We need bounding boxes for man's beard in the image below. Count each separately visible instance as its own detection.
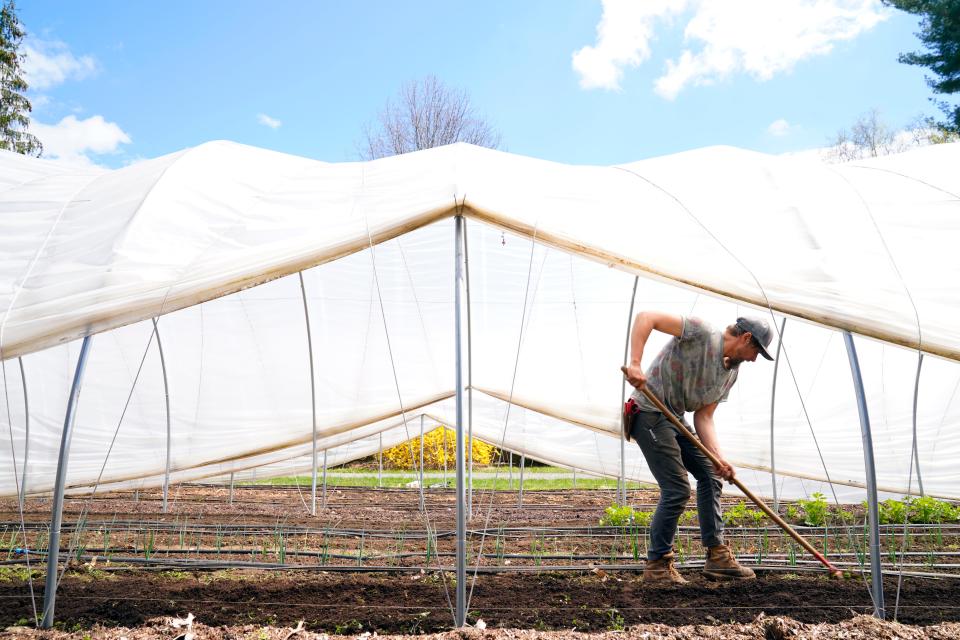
[724,357,744,369]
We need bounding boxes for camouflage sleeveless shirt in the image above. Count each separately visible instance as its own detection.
[632,317,738,417]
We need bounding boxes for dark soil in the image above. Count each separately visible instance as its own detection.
[2,484,959,636]
[1,569,957,633]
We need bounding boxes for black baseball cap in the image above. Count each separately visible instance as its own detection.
[736,317,774,361]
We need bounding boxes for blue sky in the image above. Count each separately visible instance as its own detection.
[19,0,935,168]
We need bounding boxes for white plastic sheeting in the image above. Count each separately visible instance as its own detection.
[1,142,959,501]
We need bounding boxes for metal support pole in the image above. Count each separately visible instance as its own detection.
[843,331,885,619]
[769,317,786,511]
[620,276,639,506]
[18,357,29,510]
[912,354,924,496]
[443,425,448,485]
[463,218,474,520]
[42,335,93,629]
[419,415,425,510]
[454,214,467,627]
[152,319,172,514]
[298,273,319,516]
[572,467,577,489]
[517,453,526,506]
[229,472,234,504]
[378,432,383,489]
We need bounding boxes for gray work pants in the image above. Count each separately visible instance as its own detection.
[630,410,725,560]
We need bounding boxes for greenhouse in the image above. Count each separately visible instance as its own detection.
[1,141,959,631]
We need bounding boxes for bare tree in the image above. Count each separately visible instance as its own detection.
[360,76,501,160]
[824,109,912,162]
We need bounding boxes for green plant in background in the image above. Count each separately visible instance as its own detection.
[633,510,653,527]
[878,498,906,524]
[494,526,505,565]
[679,510,696,525]
[277,533,287,565]
[531,534,546,566]
[630,525,642,561]
[909,496,959,523]
[425,528,437,564]
[878,495,960,525]
[798,492,828,526]
[785,504,799,522]
[606,608,625,632]
[599,503,635,526]
[675,538,686,564]
[142,529,155,561]
[320,530,330,564]
[723,501,764,526]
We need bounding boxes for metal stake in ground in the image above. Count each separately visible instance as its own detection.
[636,384,844,580]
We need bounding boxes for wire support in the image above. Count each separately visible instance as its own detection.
[465,220,543,613]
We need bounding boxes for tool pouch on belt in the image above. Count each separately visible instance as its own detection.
[623,397,640,441]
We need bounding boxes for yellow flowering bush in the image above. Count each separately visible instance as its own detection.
[383,426,498,469]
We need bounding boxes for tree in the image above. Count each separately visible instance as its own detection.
[825,109,915,161]
[0,0,40,157]
[0,0,39,156]
[884,1,960,133]
[360,75,501,160]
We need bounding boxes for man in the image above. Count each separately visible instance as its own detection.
[620,312,773,584]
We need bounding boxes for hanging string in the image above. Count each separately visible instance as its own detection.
[466,218,541,613]
[360,176,456,624]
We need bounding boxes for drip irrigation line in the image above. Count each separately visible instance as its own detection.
[18,545,960,570]
[6,590,949,611]
[5,552,960,581]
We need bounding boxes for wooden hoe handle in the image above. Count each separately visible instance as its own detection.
[638,386,844,578]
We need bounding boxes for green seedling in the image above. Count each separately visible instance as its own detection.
[599,503,635,527]
[798,492,828,527]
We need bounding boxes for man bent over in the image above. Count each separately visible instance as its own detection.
[621,312,773,584]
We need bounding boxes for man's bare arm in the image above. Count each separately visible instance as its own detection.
[692,401,736,481]
[621,312,683,389]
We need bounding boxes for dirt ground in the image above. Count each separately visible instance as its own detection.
[2,484,959,637]
[2,566,959,633]
[3,619,960,640]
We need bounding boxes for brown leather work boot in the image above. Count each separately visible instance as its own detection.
[642,551,688,585]
[704,544,756,580]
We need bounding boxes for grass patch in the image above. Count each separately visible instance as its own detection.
[247,475,648,491]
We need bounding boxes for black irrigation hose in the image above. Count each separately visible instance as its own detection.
[4,553,960,581]
[12,548,960,575]
[5,520,960,537]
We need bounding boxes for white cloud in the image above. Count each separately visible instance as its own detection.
[22,39,98,91]
[31,115,131,167]
[572,0,690,90]
[257,113,282,129]
[767,118,793,137]
[574,0,889,98]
